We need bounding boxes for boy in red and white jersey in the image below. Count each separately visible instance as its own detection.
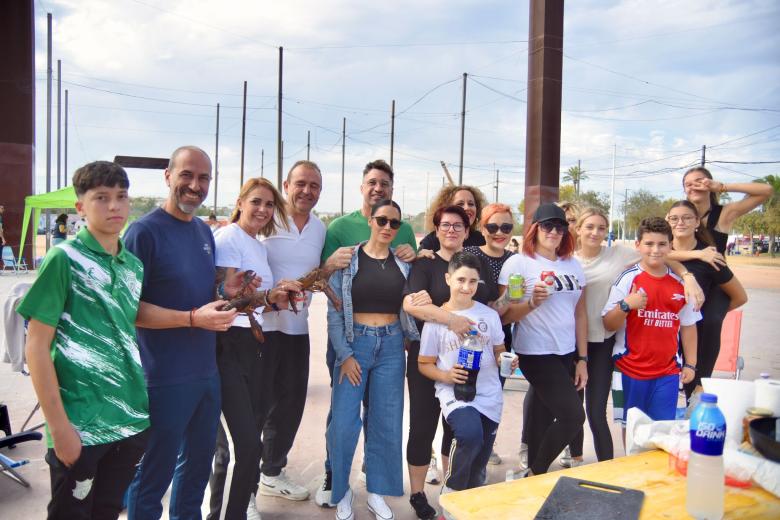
[602,217,700,431]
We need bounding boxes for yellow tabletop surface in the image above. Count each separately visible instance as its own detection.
[439,450,780,519]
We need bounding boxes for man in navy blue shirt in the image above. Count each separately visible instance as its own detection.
[124,146,248,520]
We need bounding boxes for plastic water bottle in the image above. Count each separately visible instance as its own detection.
[686,392,726,520]
[454,330,482,402]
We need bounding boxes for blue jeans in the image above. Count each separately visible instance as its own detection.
[444,407,498,491]
[127,375,221,520]
[327,322,405,504]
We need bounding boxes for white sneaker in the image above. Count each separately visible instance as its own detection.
[518,442,528,469]
[425,456,441,485]
[315,471,333,508]
[260,470,310,501]
[367,492,395,520]
[336,488,354,520]
[559,446,582,468]
[488,449,502,465]
[246,493,262,520]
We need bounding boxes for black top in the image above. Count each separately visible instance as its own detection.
[404,252,498,333]
[464,246,514,283]
[681,240,734,297]
[52,224,67,240]
[351,247,406,314]
[705,204,729,254]
[419,229,486,251]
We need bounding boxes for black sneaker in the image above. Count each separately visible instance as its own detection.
[409,491,437,520]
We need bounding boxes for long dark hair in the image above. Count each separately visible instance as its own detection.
[683,167,719,210]
[668,200,714,247]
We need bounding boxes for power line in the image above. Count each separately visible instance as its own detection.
[287,39,527,51]
[708,159,780,164]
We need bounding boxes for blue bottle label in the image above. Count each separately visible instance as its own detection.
[690,406,726,456]
[457,348,482,370]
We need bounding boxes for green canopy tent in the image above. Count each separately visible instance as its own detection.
[18,186,77,263]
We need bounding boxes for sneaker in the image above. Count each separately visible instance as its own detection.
[246,493,262,520]
[336,488,354,520]
[367,492,394,520]
[488,449,502,465]
[359,461,367,484]
[440,485,455,495]
[409,491,437,520]
[559,446,572,468]
[505,467,531,481]
[315,471,333,508]
[424,456,441,485]
[260,470,310,501]
[518,442,528,469]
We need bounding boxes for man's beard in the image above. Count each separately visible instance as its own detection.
[175,187,205,214]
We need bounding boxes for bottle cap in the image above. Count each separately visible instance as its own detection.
[700,393,717,403]
[468,329,478,335]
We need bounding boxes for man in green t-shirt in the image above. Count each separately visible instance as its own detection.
[17,161,150,519]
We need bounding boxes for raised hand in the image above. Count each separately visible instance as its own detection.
[624,284,648,311]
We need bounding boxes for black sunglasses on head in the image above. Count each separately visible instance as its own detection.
[484,223,514,234]
[373,216,402,229]
[539,220,567,234]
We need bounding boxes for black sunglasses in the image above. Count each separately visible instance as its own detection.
[539,221,567,234]
[484,223,514,234]
[373,216,402,230]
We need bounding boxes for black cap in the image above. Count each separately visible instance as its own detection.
[532,203,567,224]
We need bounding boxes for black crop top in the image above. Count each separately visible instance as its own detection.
[705,204,729,254]
[351,247,406,313]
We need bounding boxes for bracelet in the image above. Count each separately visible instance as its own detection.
[683,363,697,371]
[189,308,196,328]
[263,289,271,308]
[719,183,727,194]
[216,281,226,299]
[681,271,693,277]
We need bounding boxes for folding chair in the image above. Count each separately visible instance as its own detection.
[0,403,43,487]
[713,310,745,380]
[2,246,29,274]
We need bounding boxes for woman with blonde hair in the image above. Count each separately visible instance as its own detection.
[419,185,488,251]
[209,177,303,519]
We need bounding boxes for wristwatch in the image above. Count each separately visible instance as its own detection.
[575,354,589,363]
[618,299,631,313]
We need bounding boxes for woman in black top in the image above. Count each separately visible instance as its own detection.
[52,213,68,245]
[667,200,747,400]
[419,185,488,251]
[402,205,498,519]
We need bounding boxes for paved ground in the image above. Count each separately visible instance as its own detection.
[1,264,778,519]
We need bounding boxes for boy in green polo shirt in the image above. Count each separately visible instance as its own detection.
[17,161,149,519]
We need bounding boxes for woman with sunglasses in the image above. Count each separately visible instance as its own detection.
[402,205,499,519]
[667,201,747,402]
[326,199,419,520]
[419,185,488,251]
[498,203,587,477]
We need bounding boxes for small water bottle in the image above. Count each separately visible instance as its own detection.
[454,330,482,402]
[686,392,726,520]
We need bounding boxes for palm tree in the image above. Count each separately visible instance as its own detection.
[563,164,588,197]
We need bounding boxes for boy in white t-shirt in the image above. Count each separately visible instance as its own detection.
[418,252,512,493]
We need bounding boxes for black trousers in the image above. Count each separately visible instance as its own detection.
[684,287,730,400]
[585,337,615,461]
[519,352,585,475]
[46,429,148,520]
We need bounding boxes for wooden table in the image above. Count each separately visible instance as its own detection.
[439,450,780,519]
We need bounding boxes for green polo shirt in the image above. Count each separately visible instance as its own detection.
[17,227,149,447]
[321,209,418,262]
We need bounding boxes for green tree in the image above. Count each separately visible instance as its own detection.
[579,190,610,215]
[734,210,766,255]
[758,174,780,256]
[563,164,588,196]
[623,189,664,231]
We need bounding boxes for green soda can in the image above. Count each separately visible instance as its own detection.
[508,273,525,300]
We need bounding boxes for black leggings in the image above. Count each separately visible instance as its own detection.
[407,341,454,465]
[684,287,730,399]
[585,337,615,461]
[519,352,585,475]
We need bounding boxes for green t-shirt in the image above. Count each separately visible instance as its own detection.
[17,228,150,447]
[321,209,418,262]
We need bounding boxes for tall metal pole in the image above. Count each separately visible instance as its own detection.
[64,89,68,185]
[240,81,247,187]
[608,143,616,245]
[701,144,706,167]
[261,149,264,178]
[56,59,61,189]
[458,73,467,185]
[214,103,220,214]
[46,12,52,250]
[306,130,310,160]
[623,188,628,241]
[495,167,500,203]
[341,117,346,215]
[277,46,284,190]
[576,158,581,196]
[390,99,396,168]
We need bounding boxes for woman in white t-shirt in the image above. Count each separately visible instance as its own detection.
[498,203,588,476]
[210,177,302,519]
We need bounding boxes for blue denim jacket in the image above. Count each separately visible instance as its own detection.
[327,242,420,366]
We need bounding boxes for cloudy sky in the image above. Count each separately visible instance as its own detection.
[32,0,780,216]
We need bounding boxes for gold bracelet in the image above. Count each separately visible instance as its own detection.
[720,183,727,194]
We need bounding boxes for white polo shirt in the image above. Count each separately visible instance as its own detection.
[260,213,326,335]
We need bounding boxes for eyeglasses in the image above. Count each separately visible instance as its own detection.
[372,216,402,229]
[438,222,466,232]
[666,215,696,224]
[484,223,514,234]
[539,221,567,234]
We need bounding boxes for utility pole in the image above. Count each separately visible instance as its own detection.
[214,103,220,214]
[390,99,396,168]
[306,130,310,160]
[623,188,628,241]
[261,148,264,178]
[458,72,467,185]
[576,158,581,196]
[701,144,706,167]
[608,143,616,245]
[341,117,346,215]
[240,81,247,187]
[425,172,430,218]
[277,46,284,190]
[57,59,61,189]
[495,167,500,203]
[46,12,52,250]
[64,89,68,185]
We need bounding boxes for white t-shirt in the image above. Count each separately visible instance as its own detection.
[419,301,505,423]
[498,253,586,355]
[575,244,639,343]
[260,214,326,335]
[214,223,273,328]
